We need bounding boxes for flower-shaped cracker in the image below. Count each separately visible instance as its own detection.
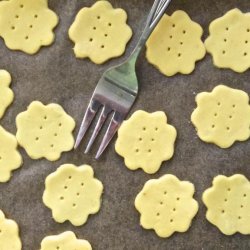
[191,85,250,148]
[203,174,250,235]
[146,11,205,76]
[0,70,13,120]
[0,126,22,182]
[0,0,58,54]
[40,231,92,250]
[205,9,250,72]
[135,174,198,238]
[0,210,22,250]
[16,101,75,161]
[115,110,177,174]
[43,164,103,226]
[69,0,132,64]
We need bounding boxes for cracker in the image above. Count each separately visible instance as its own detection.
[146,11,205,76]
[16,101,75,161]
[135,174,198,238]
[0,126,22,182]
[0,210,22,250]
[0,0,58,54]
[191,85,250,148]
[115,110,177,174]
[43,164,103,226]
[203,174,250,235]
[0,70,13,119]
[40,231,92,250]
[205,9,250,73]
[69,0,132,64]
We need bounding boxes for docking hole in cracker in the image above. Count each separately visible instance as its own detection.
[16,101,75,161]
[0,126,22,182]
[43,164,103,226]
[205,9,250,73]
[203,174,250,235]
[0,210,22,250]
[0,70,13,120]
[40,231,92,250]
[146,10,205,76]
[135,174,198,238]
[115,110,177,174]
[0,0,58,54]
[69,0,132,64]
[191,85,250,148]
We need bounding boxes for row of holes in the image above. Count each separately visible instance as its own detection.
[92,23,112,30]
[167,42,184,51]
[89,33,108,42]
[11,24,33,30]
[142,127,158,131]
[135,149,152,153]
[211,125,230,131]
[225,27,250,33]
[138,137,155,142]
[217,102,236,108]
[223,38,248,44]
[222,50,248,56]
[64,182,84,189]
[15,14,38,19]
[39,123,62,130]
[213,113,233,119]
[156,213,174,222]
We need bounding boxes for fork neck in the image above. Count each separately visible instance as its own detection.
[127,0,172,65]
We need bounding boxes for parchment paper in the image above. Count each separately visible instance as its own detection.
[1,0,250,249]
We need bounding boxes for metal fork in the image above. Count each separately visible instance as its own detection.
[74,0,172,159]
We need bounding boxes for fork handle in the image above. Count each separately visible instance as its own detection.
[129,0,172,62]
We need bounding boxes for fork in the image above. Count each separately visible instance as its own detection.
[74,0,172,159]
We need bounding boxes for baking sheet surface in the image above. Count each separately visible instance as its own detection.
[1,0,250,249]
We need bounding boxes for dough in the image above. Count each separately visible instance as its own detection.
[135,174,198,238]
[69,0,132,64]
[146,10,205,76]
[0,210,22,250]
[0,125,22,182]
[16,101,75,161]
[191,85,250,148]
[0,70,13,120]
[203,174,250,235]
[205,9,250,72]
[43,164,103,226]
[0,0,58,54]
[115,110,177,174]
[40,231,92,250]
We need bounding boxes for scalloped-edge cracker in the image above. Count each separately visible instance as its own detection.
[135,174,198,238]
[43,164,103,226]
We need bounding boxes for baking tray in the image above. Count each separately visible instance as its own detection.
[1,0,250,249]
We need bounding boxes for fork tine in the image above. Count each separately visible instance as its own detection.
[84,105,111,153]
[95,112,124,159]
[74,100,100,149]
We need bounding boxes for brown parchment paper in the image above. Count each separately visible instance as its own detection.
[1,0,250,249]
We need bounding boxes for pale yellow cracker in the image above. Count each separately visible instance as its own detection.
[0,210,22,250]
[0,70,13,119]
[16,101,75,161]
[0,126,22,182]
[115,110,177,174]
[203,174,250,235]
[43,164,103,226]
[69,0,132,64]
[146,11,205,76]
[135,174,198,238]
[205,9,250,72]
[0,0,58,54]
[191,85,250,148]
[40,231,92,250]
